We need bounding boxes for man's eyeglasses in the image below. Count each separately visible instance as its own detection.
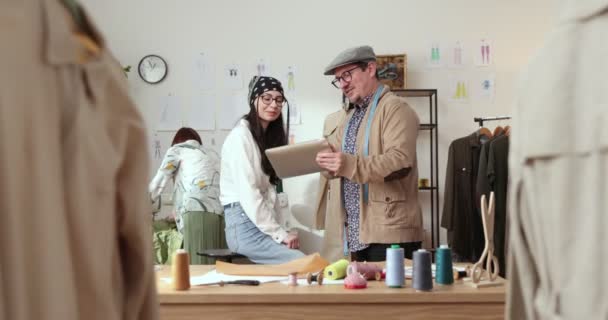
[259,94,285,106]
[331,65,361,88]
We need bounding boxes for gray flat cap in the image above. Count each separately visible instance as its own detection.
[324,45,377,75]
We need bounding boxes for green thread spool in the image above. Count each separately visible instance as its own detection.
[324,259,349,280]
[435,245,454,285]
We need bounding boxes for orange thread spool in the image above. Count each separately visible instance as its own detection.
[172,249,190,290]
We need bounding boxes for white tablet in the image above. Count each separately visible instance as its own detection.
[265,139,330,178]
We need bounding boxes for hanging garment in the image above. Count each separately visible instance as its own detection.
[485,134,510,278]
[477,132,505,198]
[441,133,482,261]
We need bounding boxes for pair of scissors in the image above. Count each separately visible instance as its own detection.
[196,280,260,287]
[472,192,499,283]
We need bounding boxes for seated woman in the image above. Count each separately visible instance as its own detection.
[149,128,226,264]
[220,76,305,264]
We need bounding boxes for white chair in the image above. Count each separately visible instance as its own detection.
[290,204,323,255]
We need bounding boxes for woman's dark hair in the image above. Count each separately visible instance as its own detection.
[243,97,289,186]
[171,127,202,146]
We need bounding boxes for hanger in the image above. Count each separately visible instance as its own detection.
[504,125,511,136]
[477,127,493,140]
[492,125,504,137]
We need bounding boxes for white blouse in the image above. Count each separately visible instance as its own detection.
[220,120,288,243]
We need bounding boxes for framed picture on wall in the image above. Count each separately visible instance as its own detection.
[376,54,407,89]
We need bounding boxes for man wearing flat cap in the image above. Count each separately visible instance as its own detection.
[316,45,423,262]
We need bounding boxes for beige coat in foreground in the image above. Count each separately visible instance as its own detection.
[0,0,159,319]
[507,1,608,318]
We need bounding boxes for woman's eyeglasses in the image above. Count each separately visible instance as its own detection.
[259,94,285,106]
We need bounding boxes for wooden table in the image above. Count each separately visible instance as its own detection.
[156,265,506,320]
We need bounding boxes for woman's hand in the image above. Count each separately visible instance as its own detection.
[282,231,300,249]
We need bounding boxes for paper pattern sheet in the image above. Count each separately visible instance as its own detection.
[161,269,288,286]
[216,253,329,276]
[157,95,182,131]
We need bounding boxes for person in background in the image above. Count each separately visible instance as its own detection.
[220,76,305,264]
[316,45,423,262]
[0,0,158,319]
[149,127,226,264]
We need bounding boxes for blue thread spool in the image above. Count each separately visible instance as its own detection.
[385,244,405,288]
[435,245,454,285]
[413,249,433,291]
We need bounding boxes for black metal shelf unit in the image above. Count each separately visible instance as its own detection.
[394,89,440,248]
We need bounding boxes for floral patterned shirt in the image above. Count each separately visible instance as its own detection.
[149,140,222,231]
[343,94,373,252]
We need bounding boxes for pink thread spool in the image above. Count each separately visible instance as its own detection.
[287,273,298,286]
[344,272,368,289]
[347,262,382,281]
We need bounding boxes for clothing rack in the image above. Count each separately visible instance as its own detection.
[473,116,511,128]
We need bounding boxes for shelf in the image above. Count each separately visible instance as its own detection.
[418,186,438,190]
[393,89,437,98]
[419,123,436,130]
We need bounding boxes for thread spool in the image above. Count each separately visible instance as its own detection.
[344,272,368,289]
[287,273,298,286]
[386,244,405,288]
[418,178,430,188]
[347,262,382,281]
[306,271,324,285]
[435,245,454,285]
[324,259,349,280]
[453,270,468,280]
[413,249,433,291]
[171,249,190,290]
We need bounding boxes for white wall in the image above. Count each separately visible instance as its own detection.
[81,0,555,250]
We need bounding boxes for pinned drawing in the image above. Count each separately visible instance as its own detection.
[477,73,496,101]
[449,41,465,68]
[288,97,301,125]
[428,42,443,68]
[286,66,296,91]
[194,52,215,90]
[449,75,469,103]
[257,59,266,76]
[475,39,492,66]
[158,94,182,130]
[224,64,243,90]
[187,94,216,130]
[218,92,248,130]
[153,132,162,160]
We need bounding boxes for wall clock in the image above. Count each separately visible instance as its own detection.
[138,54,168,84]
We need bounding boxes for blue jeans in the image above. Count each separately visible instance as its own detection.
[223,202,305,264]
